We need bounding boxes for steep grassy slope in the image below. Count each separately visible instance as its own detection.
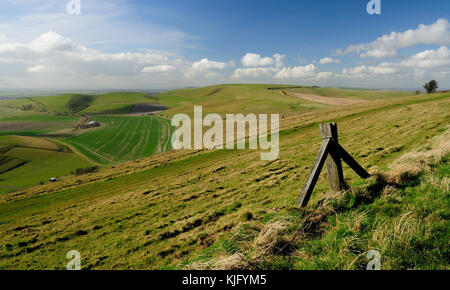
[0,91,448,269]
[81,92,160,114]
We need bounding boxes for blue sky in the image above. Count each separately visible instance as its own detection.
[0,0,449,90]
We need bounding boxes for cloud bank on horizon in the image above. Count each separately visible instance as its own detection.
[0,0,449,90]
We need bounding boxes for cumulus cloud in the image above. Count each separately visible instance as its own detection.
[338,19,450,58]
[232,67,278,79]
[360,48,397,59]
[316,72,334,79]
[341,64,397,77]
[141,64,176,73]
[241,53,274,67]
[0,30,181,77]
[318,57,340,64]
[192,58,227,70]
[274,64,317,79]
[399,46,450,68]
[273,53,286,68]
[341,46,450,79]
[28,31,87,53]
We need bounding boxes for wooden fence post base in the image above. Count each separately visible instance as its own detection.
[320,123,347,192]
[297,123,370,207]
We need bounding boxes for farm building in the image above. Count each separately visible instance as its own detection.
[87,121,100,127]
[73,116,100,129]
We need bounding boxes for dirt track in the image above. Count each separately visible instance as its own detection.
[289,92,369,106]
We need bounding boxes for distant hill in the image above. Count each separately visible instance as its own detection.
[0,92,163,115]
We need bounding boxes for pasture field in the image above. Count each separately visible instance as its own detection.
[156,84,412,118]
[282,86,411,100]
[63,116,173,165]
[157,84,329,118]
[0,88,448,269]
[0,135,92,194]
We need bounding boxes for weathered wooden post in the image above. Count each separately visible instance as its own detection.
[297,123,370,207]
[320,123,346,192]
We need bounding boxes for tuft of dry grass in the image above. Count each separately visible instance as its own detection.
[254,222,286,253]
[387,128,450,183]
[211,254,249,270]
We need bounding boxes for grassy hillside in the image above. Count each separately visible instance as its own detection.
[0,135,92,193]
[282,87,410,100]
[0,90,448,269]
[0,92,160,115]
[156,84,412,118]
[157,84,329,118]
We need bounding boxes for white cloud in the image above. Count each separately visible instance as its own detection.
[274,64,317,79]
[341,64,397,77]
[341,46,450,78]
[339,19,450,58]
[28,31,87,53]
[27,65,46,73]
[273,53,286,68]
[141,64,176,73]
[232,67,278,79]
[0,30,190,88]
[318,57,340,64]
[316,72,334,79]
[360,48,397,59]
[192,58,226,70]
[400,46,450,68]
[241,53,274,67]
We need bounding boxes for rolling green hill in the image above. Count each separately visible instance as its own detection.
[0,87,448,269]
[157,84,328,118]
[156,84,411,118]
[282,86,410,100]
[0,92,161,115]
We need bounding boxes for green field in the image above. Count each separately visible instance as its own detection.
[63,116,172,165]
[0,135,92,193]
[0,86,448,269]
[157,84,327,118]
[282,86,410,100]
[0,92,175,191]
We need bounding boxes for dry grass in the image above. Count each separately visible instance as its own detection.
[387,127,450,183]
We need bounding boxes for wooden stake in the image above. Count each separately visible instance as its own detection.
[337,144,370,178]
[297,138,332,207]
[297,123,370,207]
[320,123,346,192]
